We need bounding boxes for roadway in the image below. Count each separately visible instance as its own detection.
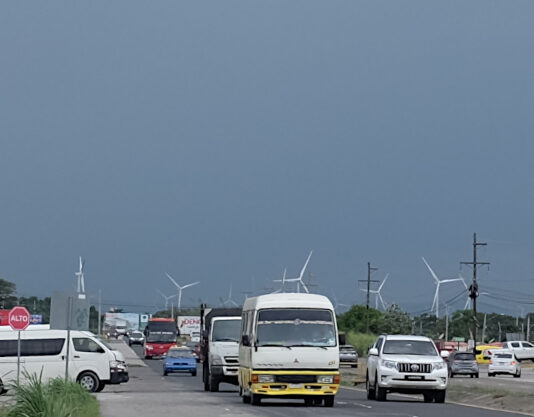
[96,341,532,417]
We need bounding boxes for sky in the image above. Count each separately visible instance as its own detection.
[1,1,534,316]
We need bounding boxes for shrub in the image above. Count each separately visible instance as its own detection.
[346,331,377,357]
[5,372,99,417]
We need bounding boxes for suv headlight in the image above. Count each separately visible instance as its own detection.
[433,362,446,371]
[210,353,223,365]
[258,374,275,383]
[317,375,334,384]
[380,360,397,369]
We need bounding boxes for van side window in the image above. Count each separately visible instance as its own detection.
[0,339,65,357]
[247,311,254,338]
[73,338,105,353]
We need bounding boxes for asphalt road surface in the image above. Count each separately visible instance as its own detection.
[97,343,531,417]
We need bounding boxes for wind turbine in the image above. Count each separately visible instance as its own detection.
[222,284,239,307]
[332,293,349,313]
[422,257,463,318]
[361,274,389,310]
[165,272,200,311]
[272,268,288,293]
[156,289,177,309]
[283,251,313,293]
[75,256,85,294]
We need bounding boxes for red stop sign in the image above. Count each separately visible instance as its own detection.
[8,306,30,331]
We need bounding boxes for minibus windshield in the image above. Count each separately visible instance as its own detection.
[256,309,336,348]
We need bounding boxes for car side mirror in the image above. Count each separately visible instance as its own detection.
[338,334,346,346]
[368,348,378,356]
[241,335,250,346]
[440,350,449,359]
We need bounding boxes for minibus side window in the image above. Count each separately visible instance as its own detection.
[0,339,65,357]
[73,338,105,353]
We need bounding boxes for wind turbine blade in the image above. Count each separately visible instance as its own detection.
[460,277,469,289]
[379,273,389,291]
[441,278,463,284]
[165,272,181,289]
[156,289,166,298]
[422,257,440,283]
[182,281,200,290]
[300,280,310,294]
[283,268,287,284]
[299,251,313,279]
[464,297,470,310]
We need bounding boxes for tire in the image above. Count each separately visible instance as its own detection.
[209,375,219,392]
[304,398,314,406]
[376,386,387,401]
[163,370,168,376]
[145,355,152,360]
[95,382,106,392]
[129,341,132,346]
[242,393,251,404]
[423,393,434,403]
[434,390,446,403]
[192,371,197,377]
[314,398,323,405]
[488,372,494,377]
[324,396,335,407]
[366,373,376,400]
[77,371,100,393]
[251,393,262,406]
[470,374,474,378]
[475,373,479,378]
[514,370,521,378]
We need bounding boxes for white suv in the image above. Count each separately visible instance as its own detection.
[366,335,449,403]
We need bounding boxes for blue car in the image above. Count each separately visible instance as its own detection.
[163,347,197,376]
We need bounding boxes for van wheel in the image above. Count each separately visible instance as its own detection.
[251,393,262,406]
[209,375,219,392]
[78,372,100,393]
[324,396,335,407]
[95,382,106,392]
[191,370,197,377]
[514,370,521,378]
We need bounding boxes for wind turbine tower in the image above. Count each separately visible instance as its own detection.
[165,272,200,311]
[361,274,389,310]
[75,256,86,294]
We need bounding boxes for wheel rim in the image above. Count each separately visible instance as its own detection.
[80,375,96,391]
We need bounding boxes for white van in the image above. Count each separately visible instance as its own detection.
[0,329,128,393]
[238,293,340,407]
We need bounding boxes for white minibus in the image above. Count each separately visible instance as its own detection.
[0,329,128,393]
[238,293,340,407]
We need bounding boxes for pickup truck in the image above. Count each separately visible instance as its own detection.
[501,341,534,362]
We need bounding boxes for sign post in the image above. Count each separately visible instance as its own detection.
[8,306,31,384]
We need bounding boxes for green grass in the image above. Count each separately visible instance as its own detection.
[1,372,99,417]
[345,331,377,357]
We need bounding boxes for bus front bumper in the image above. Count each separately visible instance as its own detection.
[250,371,339,397]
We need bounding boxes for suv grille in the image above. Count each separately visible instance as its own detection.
[275,375,317,383]
[397,363,432,373]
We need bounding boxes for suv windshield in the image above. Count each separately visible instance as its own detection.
[383,340,437,356]
[256,309,336,348]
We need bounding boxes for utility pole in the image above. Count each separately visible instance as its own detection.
[481,313,487,344]
[97,289,102,337]
[527,314,531,342]
[445,306,449,341]
[460,233,489,352]
[358,262,379,333]
[498,321,502,342]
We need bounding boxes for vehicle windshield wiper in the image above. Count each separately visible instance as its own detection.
[289,344,327,350]
[259,343,292,349]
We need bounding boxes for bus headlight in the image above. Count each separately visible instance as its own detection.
[258,375,275,383]
[317,375,334,384]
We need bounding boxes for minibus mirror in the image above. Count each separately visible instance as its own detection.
[338,334,346,346]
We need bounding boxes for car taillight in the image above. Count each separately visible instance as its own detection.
[511,361,516,365]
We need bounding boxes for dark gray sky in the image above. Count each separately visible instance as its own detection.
[1,1,533,315]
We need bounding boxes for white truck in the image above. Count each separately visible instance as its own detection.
[501,341,534,362]
[238,293,340,407]
[200,306,242,392]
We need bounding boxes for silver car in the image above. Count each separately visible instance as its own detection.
[128,331,145,346]
[488,350,521,377]
[339,344,358,368]
[447,351,478,378]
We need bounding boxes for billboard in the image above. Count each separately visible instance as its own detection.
[177,316,200,336]
[30,314,43,324]
[104,313,140,331]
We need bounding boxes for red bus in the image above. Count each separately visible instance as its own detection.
[143,318,177,359]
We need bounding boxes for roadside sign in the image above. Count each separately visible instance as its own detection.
[8,306,30,384]
[9,306,30,331]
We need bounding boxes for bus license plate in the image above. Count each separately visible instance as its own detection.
[289,384,302,389]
